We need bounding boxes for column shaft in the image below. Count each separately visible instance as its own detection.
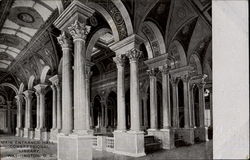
[189,86,195,128]
[56,84,62,130]
[113,55,126,131]
[172,81,179,128]
[183,77,190,128]
[198,83,206,127]
[40,92,45,129]
[51,85,57,129]
[210,91,213,126]
[162,68,171,128]
[24,91,33,129]
[127,49,141,132]
[57,32,73,135]
[148,69,157,130]
[35,92,40,129]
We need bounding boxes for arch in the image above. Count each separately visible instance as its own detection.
[40,65,51,83]
[0,83,18,95]
[189,54,202,75]
[87,2,120,42]
[168,40,187,68]
[18,83,25,94]
[139,21,166,59]
[28,75,35,90]
[86,28,111,60]
[87,0,133,42]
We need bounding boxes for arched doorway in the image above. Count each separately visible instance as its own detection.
[178,79,184,128]
[106,91,117,132]
[193,85,200,127]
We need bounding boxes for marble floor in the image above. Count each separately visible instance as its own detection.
[0,134,212,160]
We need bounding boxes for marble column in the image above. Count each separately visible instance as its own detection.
[142,96,148,129]
[23,90,34,138]
[15,95,23,136]
[56,80,62,131]
[68,20,91,134]
[209,90,213,127]
[51,84,57,130]
[34,84,47,130]
[147,68,158,130]
[57,32,73,135]
[171,78,179,128]
[189,84,195,128]
[35,92,40,129]
[85,62,93,132]
[198,82,206,127]
[126,48,142,132]
[113,55,126,131]
[6,101,12,133]
[161,66,171,129]
[182,75,191,128]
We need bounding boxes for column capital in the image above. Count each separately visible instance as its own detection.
[57,31,72,49]
[15,94,23,101]
[126,48,142,62]
[147,68,158,77]
[23,90,34,99]
[170,77,179,86]
[198,82,206,89]
[50,84,57,92]
[34,84,48,95]
[181,74,191,83]
[68,20,91,41]
[49,75,61,86]
[159,65,171,75]
[113,54,126,67]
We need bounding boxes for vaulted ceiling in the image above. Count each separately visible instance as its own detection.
[0,0,59,71]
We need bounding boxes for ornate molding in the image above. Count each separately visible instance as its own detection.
[113,54,126,67]
[68,20,91,41]
[57,32,72,49]
[126,48,141,62]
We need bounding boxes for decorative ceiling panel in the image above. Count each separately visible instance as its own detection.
[0,0,58,72]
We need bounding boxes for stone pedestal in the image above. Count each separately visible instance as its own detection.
[23,128,34,139]
[58,134,93,160]
[114,130,145,157]
[34,128,46,140]
[194,127,208,142]
[50,129,59,142]
[174,128,195,145]
[16,127,23,137]
[147,129,175,149]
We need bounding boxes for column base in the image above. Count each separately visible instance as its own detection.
[23,128,34,139]
[147,128,175,149]
[58,134,93,160]
[194,127,208,142]
[174,128,195,145]
[73,129,94,135]
[15,128,23,137]
[34,128,47,140]
[113,130,145,157]
[50,128,59,142]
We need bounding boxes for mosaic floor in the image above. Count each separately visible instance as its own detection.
[0,134,212,160]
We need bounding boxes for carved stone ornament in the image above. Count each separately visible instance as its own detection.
[68,20,91,41]
[113,54,126,67]
[147,68,158,77]
[126,48,142,62]
[57,31,72,49]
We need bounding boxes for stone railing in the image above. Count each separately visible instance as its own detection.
[92,136,114,152]
[105,137,114,152]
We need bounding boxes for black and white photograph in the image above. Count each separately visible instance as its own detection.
[0,0,248,159]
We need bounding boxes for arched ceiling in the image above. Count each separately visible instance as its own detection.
[0,0,59,71]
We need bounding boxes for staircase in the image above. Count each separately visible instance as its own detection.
[144,135,162,153]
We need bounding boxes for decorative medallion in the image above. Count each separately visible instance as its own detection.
[17,12,34,23]
[177,7,186,19]
[9,7,44,29]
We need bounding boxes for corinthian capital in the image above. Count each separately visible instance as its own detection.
[68,20,91,41]
[113,54,126,67]
[57,31,72,49]
[147,68,158,77]
[126,48,141,62]
[160,65,170,75]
